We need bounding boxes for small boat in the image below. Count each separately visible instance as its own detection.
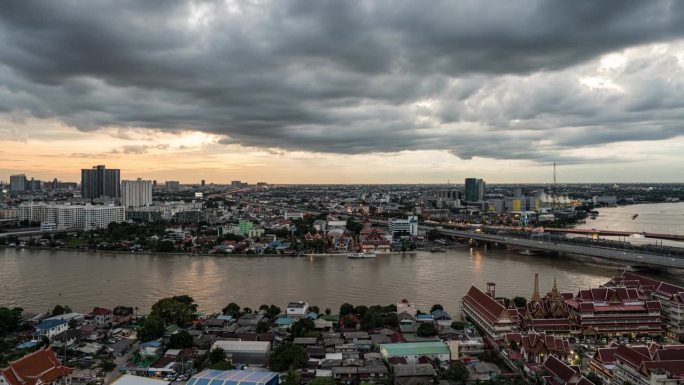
[348,252,376,259]
[430,247,446,253]
[632,214,639,220]
[630,233,645,239]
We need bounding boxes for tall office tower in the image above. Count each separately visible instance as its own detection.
[464,178,478,202]
[121,178,153,208]
[10,174,27,193]
[81,165,121,199]
[476,178,486,201]
[464,177,486,202]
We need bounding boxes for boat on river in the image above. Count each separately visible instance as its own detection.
[348,252,376,259]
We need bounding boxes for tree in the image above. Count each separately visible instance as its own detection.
[427,229,440,241]
[269,342,308,372]
[290,318,315,338]
[0,307,22,337]
[309,305,320,314]
[150,296,197,327]
[512,296,527,308]
[137,315,165,341]
[281,369,300,385]
[113,306,134,316]
[222,303,240,317]
[207,347,234,370]
[443,361,469,384]
[324,308,332,315]
[354,305,368,318]
[155,240,176,252]
[308,378,335,385]
[509,340,519,350]
[417,322,438,337]
[430,304,444,313]
[168,330,194,349]
[256,321,271,334]
[99,359,117,372]
[339,303,355,317]
[586,372,604,385]
[451,321,466,330]
[265,305,281,319]
[51,305,71,316]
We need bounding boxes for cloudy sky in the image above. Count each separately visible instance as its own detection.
[1,1,684,184]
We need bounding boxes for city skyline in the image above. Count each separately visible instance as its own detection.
[2,1,684,183]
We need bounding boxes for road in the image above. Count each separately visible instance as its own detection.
[104,339,137,385]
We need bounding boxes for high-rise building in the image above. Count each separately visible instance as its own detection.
[464,177,485,202]
[165,181,180,191]
[81,165,120,199]
[121,178,153,208]
[9,174,27,193]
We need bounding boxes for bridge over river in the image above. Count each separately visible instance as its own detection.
[420,225,684,269]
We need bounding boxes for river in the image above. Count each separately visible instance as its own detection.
[1,202,683,316]
[576,202,684,247]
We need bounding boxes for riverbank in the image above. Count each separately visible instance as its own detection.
[303,251,417,257]
[0,244,306,258]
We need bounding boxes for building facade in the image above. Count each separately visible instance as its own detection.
[121,178,153,208]
[18,204,125,231]
[461,284,518,339]
[81,165,120,199]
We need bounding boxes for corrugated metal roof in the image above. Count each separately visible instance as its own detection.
[188,370,278,385]
[379,342,450,356]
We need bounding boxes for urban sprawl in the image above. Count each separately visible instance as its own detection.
[1,166,684,385]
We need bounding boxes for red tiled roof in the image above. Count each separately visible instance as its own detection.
[615,345,650,369]
[1,348,72,385]
[89,307,112,316]
[594,347,617,364]
[544,355,579,384]
[462,285,508,324]
[641,360,684,376]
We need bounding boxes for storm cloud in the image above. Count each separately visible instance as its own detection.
[1,0,684,163]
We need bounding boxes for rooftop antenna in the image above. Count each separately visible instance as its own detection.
[552,162,559,210]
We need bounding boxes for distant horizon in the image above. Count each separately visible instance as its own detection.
[2,2,684,183]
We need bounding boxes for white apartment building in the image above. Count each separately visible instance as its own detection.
[18,204,125,231]
[388,216,418,237]
[121,178,153,208]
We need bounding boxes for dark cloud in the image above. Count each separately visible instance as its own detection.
[1,0,684,162]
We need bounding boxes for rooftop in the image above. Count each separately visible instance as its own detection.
[379,341,450,356]
[188,370,278,385]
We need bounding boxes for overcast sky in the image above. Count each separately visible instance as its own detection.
[1,0,684,183]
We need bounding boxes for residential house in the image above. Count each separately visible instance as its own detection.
[33,320,69,342]
[86,307,112,328]
[392,364,436,385]
[139,341,163,358]
[286,302,309,318]
[397,299,418,317]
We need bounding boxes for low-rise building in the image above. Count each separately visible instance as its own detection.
[33,319,69,341]
[461,284,517,339]
[379,342,451,364]
[612,343,684,385]
[392,364,436,385]
[0,348,73,385]
[187,370,279,385]
[211,340,271,366]
[286,301,309,318]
